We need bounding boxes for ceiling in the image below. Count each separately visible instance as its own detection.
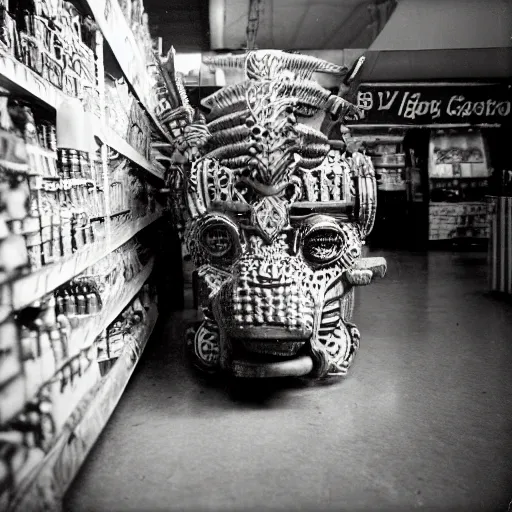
[143,0,511,82]
[360,0,512,81]
[144,0,210,52]
[145,0,397,53]
[371,0,512,51]
[211,0,397,50]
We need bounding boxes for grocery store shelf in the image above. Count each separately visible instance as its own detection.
[0,50,164,180]
[0,50,72,110]
[6,303,158,512]
[109,210,162,242]
[99,122,166,180]
[10,212,161,310]
[65,258,154,359]
[85,0,174,145]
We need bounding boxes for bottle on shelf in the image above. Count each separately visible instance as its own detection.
[75,285,87,316]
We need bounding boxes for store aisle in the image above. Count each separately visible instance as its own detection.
[64,250,512,512]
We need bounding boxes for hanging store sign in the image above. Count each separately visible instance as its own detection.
[353,83,512,125]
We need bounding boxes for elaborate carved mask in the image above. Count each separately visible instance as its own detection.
[166,50,386,380]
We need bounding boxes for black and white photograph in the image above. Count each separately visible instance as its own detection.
[0,0,511,510]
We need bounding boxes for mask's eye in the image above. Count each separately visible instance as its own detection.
[202,225,233,257]
[303,228,344,265]
[197,214,241,261]
[301,217,346,266]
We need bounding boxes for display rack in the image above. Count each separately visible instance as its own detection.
[0,0,174,508]
[367,134,407,192]
[8,303,159,512]
[428,129,490,241]
[85,0,174,145]
[8,212,161,311]
[0,52,165,181]
[349,131,409,247]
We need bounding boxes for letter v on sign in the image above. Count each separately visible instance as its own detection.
[377,91,399,111]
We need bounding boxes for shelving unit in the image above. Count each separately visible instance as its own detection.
[0,0,175,508]
[53,257,154,375]
[8,212,160,310]
[0,52,165,182]
[103,125,165,180]
[368,134,407,192]
[8,303,159,512]
[428,130,490,242]
[84,0,174,145]
[353,132,409,247]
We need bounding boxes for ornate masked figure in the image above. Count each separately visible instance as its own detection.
[163,50,386,380]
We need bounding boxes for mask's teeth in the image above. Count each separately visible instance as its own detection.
[230,279,315,330]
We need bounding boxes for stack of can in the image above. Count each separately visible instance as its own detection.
[37,122,57,152]
[57,149,91,180]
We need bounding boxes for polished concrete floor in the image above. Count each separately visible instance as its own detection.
[64,250,512,512]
